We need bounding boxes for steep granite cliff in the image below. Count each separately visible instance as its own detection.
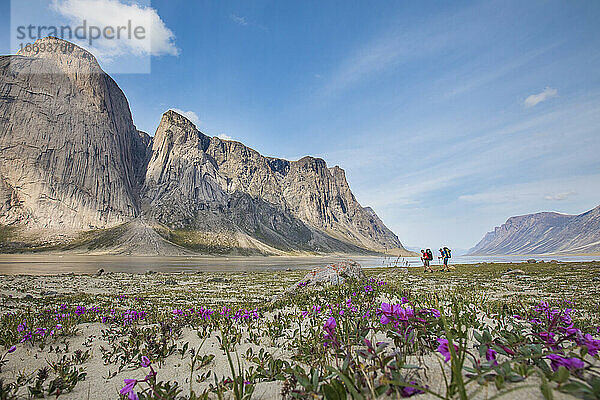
[0,37,409,256]
[0,37,146,232]
[143,110,407,254]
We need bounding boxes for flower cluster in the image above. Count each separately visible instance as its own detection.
[120,356,156,400]
[378,302,440,337]
[323,317,339,348]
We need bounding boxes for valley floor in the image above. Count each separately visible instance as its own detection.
[0,262,599,399]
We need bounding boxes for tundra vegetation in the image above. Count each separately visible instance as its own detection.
[0,261,599,399]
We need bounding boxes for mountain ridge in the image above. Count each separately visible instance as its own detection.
[0,37,413,256]
[468,205,600,255]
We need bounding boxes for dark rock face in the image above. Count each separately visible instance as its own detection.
[468,205,600,255]
[0,37,409,255]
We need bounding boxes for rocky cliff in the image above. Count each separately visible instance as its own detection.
[468,205,600,255]
[0,37,144,232]
[0,37,410,256]
[143,110,407,254]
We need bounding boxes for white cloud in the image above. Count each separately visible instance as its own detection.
[217,133,233,140]
[458,177,595,206]
[523,87,558,108]
[230,14,248,26]
[50,0,179,59]
[169,108,200,126]
[544,191,576,201]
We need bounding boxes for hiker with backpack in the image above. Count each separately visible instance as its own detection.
[439,247,451,271]
[421,249,434,272]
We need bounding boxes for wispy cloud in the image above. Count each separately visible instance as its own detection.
[334,91,600,216]
[524,87,558,108]
[217,133,233,140]
[229,14,248,26]
[458,176,597,207]
[439,43,560,99]
[50,0,179,59]
[544,191,576,201]
[169,108,200,126]
[322,27,450,95]
[321,2,497,96]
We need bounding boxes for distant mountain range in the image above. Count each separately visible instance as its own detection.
[0,37,413,256]
[468,205,600,255]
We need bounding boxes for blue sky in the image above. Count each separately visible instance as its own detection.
[2,0,600,250]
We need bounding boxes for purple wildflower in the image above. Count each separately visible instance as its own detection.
[7,345,16,353]
[582,334,600,356]
[399,382,424,397]
[324,316,336,332]
[485,347,498,365]
[120,379,137,396]
[538,331,556,345]
[547,354,584,371]
[497,343,515,356]
[421,308,441,318]
[323,317,338,346]
[140,356,151,368]
[436,338,458,363]
[20,332,32,343]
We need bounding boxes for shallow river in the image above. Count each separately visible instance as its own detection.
[0,253,596,275]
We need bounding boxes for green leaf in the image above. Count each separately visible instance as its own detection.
[479,344,488,359]
[327,367,364,400]
[296,374,311,390]
[553,366,569,384]
[332,379,346,398]
[495,375,505,390]
[312,368,319,390]
[322,384,343,400]
[540,376,554,400]
[483,330,493,343]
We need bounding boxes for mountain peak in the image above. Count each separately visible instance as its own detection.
[1,42,411,256]
[154,109,209,147]
[162,109,198,129]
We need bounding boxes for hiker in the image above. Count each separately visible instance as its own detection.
[439,247,451,271]
[421,249,434,272]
